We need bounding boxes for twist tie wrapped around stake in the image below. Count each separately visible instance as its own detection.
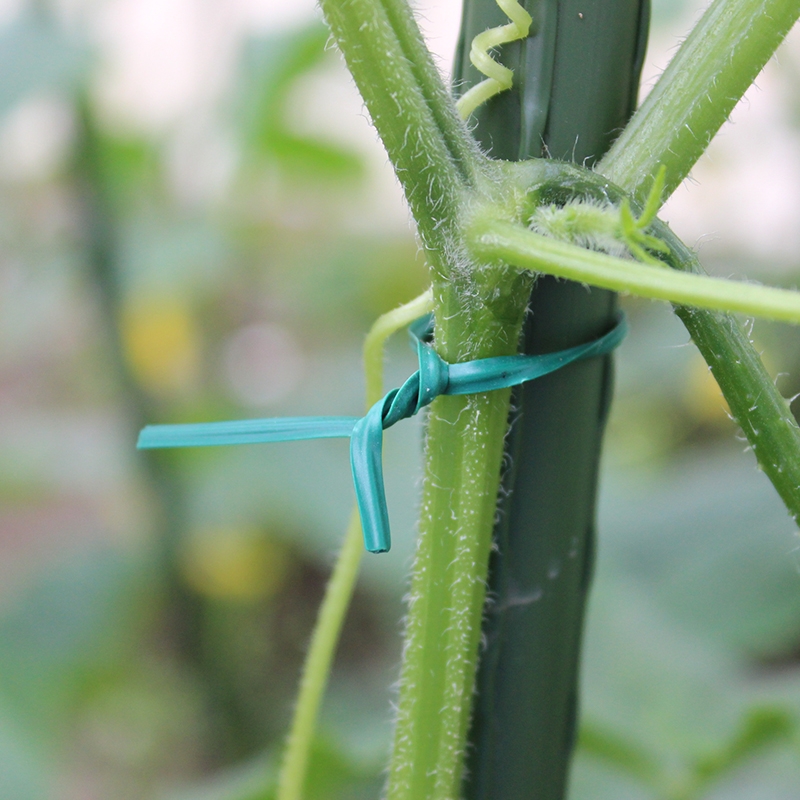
[138,313,627,553]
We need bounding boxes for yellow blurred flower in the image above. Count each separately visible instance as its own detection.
[121,295,201,396]
[180,527,290,602]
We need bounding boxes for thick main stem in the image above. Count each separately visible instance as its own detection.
[387,391,515,799]
[386,274,533,800]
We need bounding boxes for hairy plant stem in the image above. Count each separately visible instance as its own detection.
[469,219,800,325]
[388,393,513,799]
[318,0,485,264]
[600,0,800,202]
[387,270,533,800]
[663,239,800,526]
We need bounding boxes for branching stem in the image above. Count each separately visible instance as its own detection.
[318,0,485,262]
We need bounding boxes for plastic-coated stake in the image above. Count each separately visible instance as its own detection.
[138,313,627,554]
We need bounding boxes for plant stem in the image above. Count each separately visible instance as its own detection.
[677,304,800,524]
[377,0,484,185]
[318,0,484,260]
[600,0,800,203]
[386,393,511,800]
[469,219,800,325]
[276,290,433,800]
[663,229,800,525]
[386,285,533,800]
[276,510,363,800]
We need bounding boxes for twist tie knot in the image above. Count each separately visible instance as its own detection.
[138,313,627,554]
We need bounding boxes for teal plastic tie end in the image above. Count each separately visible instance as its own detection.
[350,400,392,553]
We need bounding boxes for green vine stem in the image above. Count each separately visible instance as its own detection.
[666,237,800,528]
[319,0,483,262]
[275,289,433,800]
[600,0,800,202]
[276,510,363,800]
[677,305,800,528]
[468,219,800,325]
[385,291,533,800]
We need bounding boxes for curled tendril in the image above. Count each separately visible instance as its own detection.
[456,0,535,120]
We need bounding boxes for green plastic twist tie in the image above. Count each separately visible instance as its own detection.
[138,313,627,553]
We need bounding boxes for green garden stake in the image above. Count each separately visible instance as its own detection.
[453,2,650,798]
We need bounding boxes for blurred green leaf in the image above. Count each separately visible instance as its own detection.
[577,708,798,800]
[0,546,152,733]
[238,23,363,181]
[91,132,163,206]
[684,707,796,796]
[578,720,662,789]
[240,23,330,140]
[265,133,362,180]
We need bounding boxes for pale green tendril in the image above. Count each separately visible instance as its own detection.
[530,167,670,265]
[456,0,534,120]
[276,288,434,800]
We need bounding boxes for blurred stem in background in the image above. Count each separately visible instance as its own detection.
[73,100,260,763]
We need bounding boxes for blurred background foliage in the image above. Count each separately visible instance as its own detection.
[0,0,799,798]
